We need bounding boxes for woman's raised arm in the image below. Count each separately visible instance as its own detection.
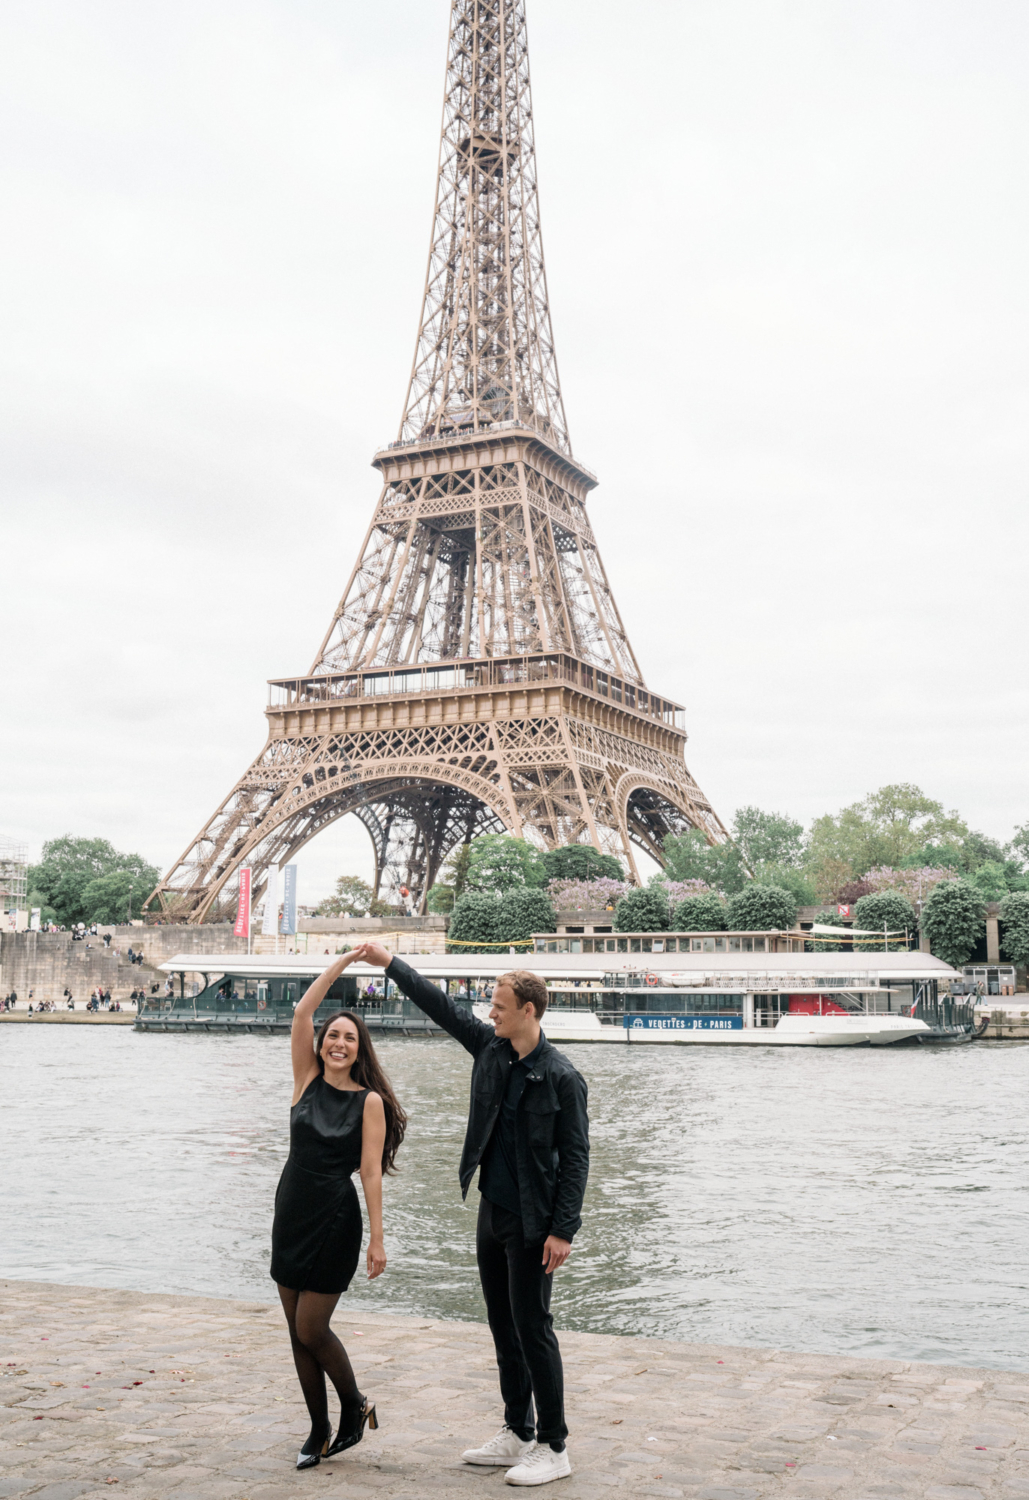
[290,951,362,1099]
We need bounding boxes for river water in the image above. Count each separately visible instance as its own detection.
[3,1025,1027,1370]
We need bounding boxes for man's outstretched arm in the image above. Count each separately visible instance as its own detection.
[353,943,494,1058]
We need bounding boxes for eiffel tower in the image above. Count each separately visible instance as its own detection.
[145,0,727,924]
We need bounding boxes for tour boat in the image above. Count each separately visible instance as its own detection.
[145,948,974,1045]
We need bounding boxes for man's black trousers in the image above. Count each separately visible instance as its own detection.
[475,1197,567,1447]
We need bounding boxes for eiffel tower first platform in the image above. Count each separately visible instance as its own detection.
[146,0,727,923]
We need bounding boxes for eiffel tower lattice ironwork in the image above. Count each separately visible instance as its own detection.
[145,0,727,924]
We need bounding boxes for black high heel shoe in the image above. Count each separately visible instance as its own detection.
[296,1424,331,1470]
[327,1397,378,1456]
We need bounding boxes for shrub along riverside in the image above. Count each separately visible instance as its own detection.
[726,884,798,932]
[999,891,1029,965]
[447,887,556,953]
[614,885,671,932]
[671,892,727,931]
[853,891,918,950]
[920,879,987,967]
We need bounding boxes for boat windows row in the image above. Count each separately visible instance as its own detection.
[536,935,773,954]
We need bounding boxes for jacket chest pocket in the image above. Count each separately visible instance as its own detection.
[522,1085,560,1133]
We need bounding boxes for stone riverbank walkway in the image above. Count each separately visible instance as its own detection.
[2,1281,1027,1500]
[0,1014,134,1025]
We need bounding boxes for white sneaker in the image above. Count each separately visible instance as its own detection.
[461,1426,535,1466]
[505,1444,572,1486]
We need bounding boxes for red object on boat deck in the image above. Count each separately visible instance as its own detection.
[787,995,849,1015]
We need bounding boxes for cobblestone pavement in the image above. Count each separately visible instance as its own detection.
[2,1280,1027,1500]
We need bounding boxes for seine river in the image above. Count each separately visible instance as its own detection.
[3,1025,1027,1370]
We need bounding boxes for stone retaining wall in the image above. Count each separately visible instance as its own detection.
[0,924,246,1004]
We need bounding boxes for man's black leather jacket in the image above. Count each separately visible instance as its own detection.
[386,958,589,1245]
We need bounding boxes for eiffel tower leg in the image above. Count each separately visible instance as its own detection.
[374,785,502,913]
[353,804,390,901]
[144,723,517,923]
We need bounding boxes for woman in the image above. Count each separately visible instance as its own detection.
[271,951,406,1470]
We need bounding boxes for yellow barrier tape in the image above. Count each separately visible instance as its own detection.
[442,934,912,950]
[445,937,535,948]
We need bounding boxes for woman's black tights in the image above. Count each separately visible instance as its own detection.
[277,1286,362,1447]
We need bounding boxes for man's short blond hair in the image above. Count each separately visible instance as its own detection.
[497,970,549,1020]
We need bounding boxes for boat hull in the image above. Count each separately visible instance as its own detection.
[474,1008,936,1047]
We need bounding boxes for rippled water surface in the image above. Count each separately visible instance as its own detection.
[3,1025,1027,1369]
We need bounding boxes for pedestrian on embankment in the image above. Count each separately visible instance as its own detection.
[270,950,406,1472]
[353,942,589,1488]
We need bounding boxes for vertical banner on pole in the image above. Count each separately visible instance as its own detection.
[234,868,252,938]
[261,866,280,936]
[279,865,297,935]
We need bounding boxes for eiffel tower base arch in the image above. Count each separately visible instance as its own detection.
[144,668,725,924]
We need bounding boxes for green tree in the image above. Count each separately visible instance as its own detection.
[1012,822,1029,869]
[733,806,805,869]
[79,870,156,925]
[960,830,1010,871]
[614,885,670,932]
[805,909,846,953]
[315,874,375,917]
[440,842,473,902]
[497,887,556,944]
[663,806,805,896]
[921,880,986,967]
[465,835,548,895]
[663,829,721,883]
[726,884,797,931]
[28,836,159,927]
[900,841,963,874]
[905,831,1023,887]
[853,891,917,950]
[671,892,726,931]
[999,891,1029,964]
[970,861,1009,902]
[752,863,817,905]
[542,845,623,882]
[662,830,749,894]
[447,892,501,953]
[426,883,455,915]
[806,784,969,885]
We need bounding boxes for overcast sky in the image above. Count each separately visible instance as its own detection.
[2,0,1027,905]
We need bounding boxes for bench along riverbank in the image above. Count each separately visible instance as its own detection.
[1,1278,1027,1500]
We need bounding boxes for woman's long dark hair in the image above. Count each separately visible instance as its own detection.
[314,1010,407,1173]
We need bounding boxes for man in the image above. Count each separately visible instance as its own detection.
[354,943,588,1488]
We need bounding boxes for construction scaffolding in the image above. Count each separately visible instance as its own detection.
[0,837,28,925]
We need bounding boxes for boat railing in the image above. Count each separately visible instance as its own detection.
[912,994,976,1031]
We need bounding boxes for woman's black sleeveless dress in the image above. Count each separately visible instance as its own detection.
[270,1078,367,1294]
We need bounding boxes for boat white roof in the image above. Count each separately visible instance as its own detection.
[160,949,959,983]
